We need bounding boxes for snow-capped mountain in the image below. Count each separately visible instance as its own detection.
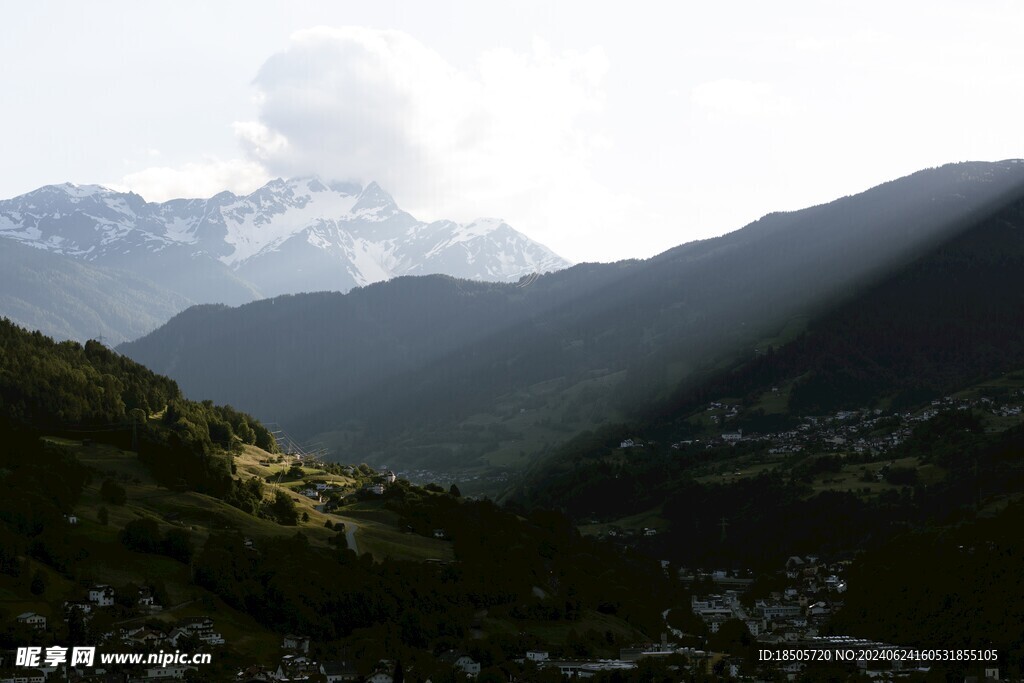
[0,178,571,300]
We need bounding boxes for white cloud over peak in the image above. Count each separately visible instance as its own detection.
[234,26,610,225]
[116,26,618,257]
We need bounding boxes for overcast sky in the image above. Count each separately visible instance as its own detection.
[3,1,1023,263]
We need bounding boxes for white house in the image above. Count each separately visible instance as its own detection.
[620,439,635,448]
[138,587,162,610]
[808,601,831,617]
[439,651,481,676]
[167,627,191,646]
[63,600,92,616]
[16,612,46,630]
[128,627,166,646]
[282,634,310,653]
[88,585,115,607]
[276,655,319,681]
[199,631,225,645]
[721,430,743,443]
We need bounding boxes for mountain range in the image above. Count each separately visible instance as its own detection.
[0,177,569,343]
[118,160,1024,483]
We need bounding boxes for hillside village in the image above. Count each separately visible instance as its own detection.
[677,388,1024,457]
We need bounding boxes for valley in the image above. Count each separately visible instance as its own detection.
[4,160,1024,680]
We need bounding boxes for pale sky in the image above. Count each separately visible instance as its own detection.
[3,1,1023,263]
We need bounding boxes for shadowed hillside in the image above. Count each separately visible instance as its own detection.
[119,161,1024,478]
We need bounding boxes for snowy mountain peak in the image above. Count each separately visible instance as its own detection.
[0,178,572,298]
[19,182,114,202]
[56,182,112,199]
[463,217,508,233]
[354,181,397,207]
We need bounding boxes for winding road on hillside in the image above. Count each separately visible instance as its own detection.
[344,520,359,554]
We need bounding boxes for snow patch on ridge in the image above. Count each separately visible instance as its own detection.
[57,183,109,199]
[219,184,360,265]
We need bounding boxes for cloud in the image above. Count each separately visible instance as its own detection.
[234,26,610,227]
[116,158,270,201]
[116,26,621,260]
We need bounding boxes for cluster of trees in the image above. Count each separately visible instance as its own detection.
[137,399,276,498]
[119,517,193,563]
[0,320,177,427]
[161,398,276,453]
[0,319,278,502]
[224,476,265,515]
[269,490,300,525]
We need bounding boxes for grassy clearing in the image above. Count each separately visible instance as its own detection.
[749,383,794,414]
[334,501,454,562]
[356,524,454,562]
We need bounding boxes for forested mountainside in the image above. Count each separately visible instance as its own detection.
[0,318,277,493]
[513,172,1024,519]
[120,161,1024,479]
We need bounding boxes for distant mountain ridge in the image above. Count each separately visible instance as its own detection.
[0,239,189,345]
[0,177,570,342]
